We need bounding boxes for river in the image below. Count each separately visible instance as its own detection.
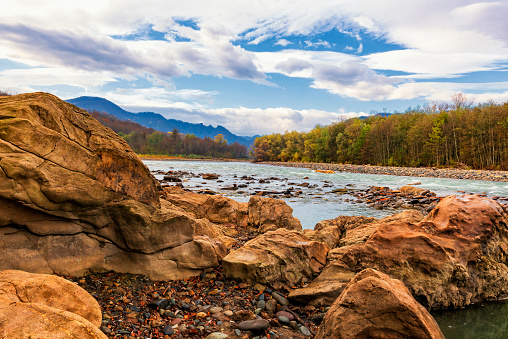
[144,160,508,338]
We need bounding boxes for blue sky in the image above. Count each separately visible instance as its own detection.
[1,1,508,136]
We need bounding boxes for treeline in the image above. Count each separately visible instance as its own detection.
[252,98,508,170]
[90,110,248,159]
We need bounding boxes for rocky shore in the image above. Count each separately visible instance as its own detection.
[261,161,508,182]
[3,93,508,338]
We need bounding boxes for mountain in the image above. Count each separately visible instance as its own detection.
[66,96,256,147]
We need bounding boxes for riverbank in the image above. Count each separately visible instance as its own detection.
[261,161,508,182]
[138,154,250,162]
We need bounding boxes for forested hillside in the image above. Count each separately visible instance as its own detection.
[252,99,508,170]
[90,110,248,159]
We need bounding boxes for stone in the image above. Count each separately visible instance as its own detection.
[162,325,174,335]
[203,173,219,180]
[290,195,508,310]
[210,306,223,314]
[271,292,289,306]
[224,310,234,317]
[223,228,329,287]
[315,269,445,339]
[265,299,277,315]
[237,319,270,332]
[274,311,294,321]
[207,332,228,339]
[0,270,106,338]
[163,186,248,227]
[277,316,290,325]
[247,196,302,233]
[303,215,376,248]
[0,92,227,280]
[400,185,432,196]
[231,310,256,322]
[300,326,312,336]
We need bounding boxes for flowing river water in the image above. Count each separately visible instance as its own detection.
[144,160,508,338]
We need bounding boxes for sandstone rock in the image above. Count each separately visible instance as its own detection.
[304,215,376,248]
[223,228,329,287]
[400,185,429,196]
[163,186,248,226]
[315,269,445,339]
[0,270,106,338]
[290,195,508,310]
[0,93,226,280]
[247,196,302,233]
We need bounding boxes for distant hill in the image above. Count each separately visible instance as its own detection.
[66,96,257,147]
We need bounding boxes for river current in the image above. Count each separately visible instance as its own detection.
[144,160,508,338]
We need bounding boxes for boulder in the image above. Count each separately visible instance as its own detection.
[223,228,329,287]
[0,270,106,338]
[315,269,445,339]
[163,186,248,227]
[248,196,302,233]
[400,185,429,196]
[304,215,377,249]
[0,93,226,280]
[290,195,508,310]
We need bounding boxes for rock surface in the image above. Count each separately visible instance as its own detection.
[291,195,508,310]
[223,228,329,287]
[0,92,226,280]
[315,268,445,339]
[247,196,302,233]
[0,270,106,338]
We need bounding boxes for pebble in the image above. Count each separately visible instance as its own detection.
[224,310,234,317]
[210,306,223,314]
[256,300,266,310]
[265,299,277,315]
[237,319,270,332]
[234,329,242,336]
[162,325,174,335]
[275,310,294,321]
[277,315,290,325]
[300,326,312,336]
[271,292,289,306]
[207,332,229,339]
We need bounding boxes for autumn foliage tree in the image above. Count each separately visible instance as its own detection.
[252,98,508,170]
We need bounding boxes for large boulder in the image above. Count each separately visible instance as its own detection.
[223,228,329,287]
[247,196,302,233]
[315,269,445,339]
[0,92,226,280]
[0,270,106,338]
[290,195,508,309]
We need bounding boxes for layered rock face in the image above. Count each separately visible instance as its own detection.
[290,194,508,309]
[0,93,226,280]
[222,228,329,287]
[315,269,445,339]
[0,270,106,338]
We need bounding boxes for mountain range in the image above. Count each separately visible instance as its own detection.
[66,96,257,147]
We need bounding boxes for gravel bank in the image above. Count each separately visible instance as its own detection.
[261,162,508,182]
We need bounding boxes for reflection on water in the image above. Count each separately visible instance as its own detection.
[432,300,508,339]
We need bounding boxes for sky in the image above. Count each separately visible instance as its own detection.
[1,1,508,136]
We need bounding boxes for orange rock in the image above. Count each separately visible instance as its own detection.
[315,269,445,339]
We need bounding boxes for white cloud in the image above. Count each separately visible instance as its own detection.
[1,0,508,112]
[276,39,291,47]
